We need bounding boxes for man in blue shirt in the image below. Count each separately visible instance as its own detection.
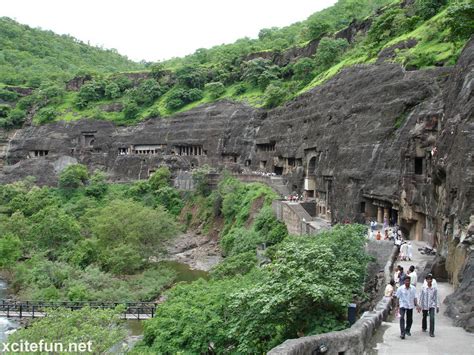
[395,275,418,339]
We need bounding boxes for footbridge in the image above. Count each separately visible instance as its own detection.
[0,300,156,320]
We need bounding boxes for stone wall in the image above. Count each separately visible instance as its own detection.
[268,244,398,355]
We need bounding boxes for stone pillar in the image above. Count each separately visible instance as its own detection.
[377,207,383,224]
[384,208,389,220]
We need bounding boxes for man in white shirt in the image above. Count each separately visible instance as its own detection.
[417,274,440,337]
[395,276,418,339]
[408,265,418,289]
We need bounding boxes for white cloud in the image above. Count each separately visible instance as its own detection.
[1,0,336,62]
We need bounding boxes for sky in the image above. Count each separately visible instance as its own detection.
[1,0,337,62]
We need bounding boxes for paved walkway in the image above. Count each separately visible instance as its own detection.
[368,241,474,355]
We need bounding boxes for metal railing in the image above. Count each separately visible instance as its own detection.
[0,300,157,320]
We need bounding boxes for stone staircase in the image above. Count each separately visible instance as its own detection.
[269,176,291,197]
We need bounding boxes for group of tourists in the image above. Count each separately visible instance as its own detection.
[385,265,440,339]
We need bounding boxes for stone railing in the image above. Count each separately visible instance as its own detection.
[268,244,398,355]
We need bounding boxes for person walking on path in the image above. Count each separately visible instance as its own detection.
[408,265,418,289]
[423,273,438,289]
[395,276,418,339]
[417,274,440,337]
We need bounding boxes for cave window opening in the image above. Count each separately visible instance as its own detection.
[414,157,423,175]
[260,161,267,169]
[360,201,366,213]
[274,166,283,175]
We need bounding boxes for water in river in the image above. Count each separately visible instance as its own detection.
[0,261,207,343]
[158,260,209,283]
[0,280,18,344]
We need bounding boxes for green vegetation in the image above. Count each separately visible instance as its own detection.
[1,0,470,127]
[1,168,373,352]
[0,17,142,87]
[8,307,127,353]
[0,166,181,302]
[138,224,370,353]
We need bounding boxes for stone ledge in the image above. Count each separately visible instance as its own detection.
[268,245,398,355]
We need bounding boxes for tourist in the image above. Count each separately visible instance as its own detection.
[400,242,408,261]
[383,216,389,230]
[417,274,439,337]
[370,220,375,232]
[422,273,438,289]
[395,276,418,339]
[384,229,389,240]
[407,242,413,261]
[394,265,405,288]
[407,265,418,289]
[395,236,402,248]
[384,279,396,311]
[376,230,382,240]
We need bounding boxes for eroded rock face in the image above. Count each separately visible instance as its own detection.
[0,38,472,330]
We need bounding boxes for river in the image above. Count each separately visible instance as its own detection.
[0,261,208,344]
[0,279,18,344]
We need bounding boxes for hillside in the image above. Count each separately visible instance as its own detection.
[0,0,472,129]
[0,17,143,87]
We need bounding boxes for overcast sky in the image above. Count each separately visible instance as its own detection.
[1,0,337,62]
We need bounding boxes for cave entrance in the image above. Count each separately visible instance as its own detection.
[274,166,283,175]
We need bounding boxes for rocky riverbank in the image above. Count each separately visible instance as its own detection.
[163,232,222,272]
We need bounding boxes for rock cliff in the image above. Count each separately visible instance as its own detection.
[0,37,472,330]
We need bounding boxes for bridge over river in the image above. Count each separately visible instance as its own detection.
[0,300,156,320]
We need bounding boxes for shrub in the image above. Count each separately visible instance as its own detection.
[0,104,11,118]
[314,37,349,71]
[58,164,89,189]
[165,88,203,110]
[35,107,58,123]
[123,100,139,119]
[445,1,474,40]
[415,0,447,20]
[263,83,288,108]
[0,88,19,101]
[149,166,171,190]
[233,83,247,95]
[76,80,105,108]
[205,81,226,99]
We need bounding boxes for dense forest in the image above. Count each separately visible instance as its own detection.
[0,0,472,128]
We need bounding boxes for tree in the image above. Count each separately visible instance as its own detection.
[314,37,349,70]
[176,65,207,88]
[415,0,447,20]
[104,81,121,99]
[58,164,89,189]
[263,83,288,108]
[148,166,171,190]
[0,233,22,269]
[445,1,474,40]
[192,165,212,196]
[29,206,81,253]
[91,199,179,274]
[85,170,108,198]
[205,81,226,99]
[123,100,139,119]
[293,57,316,82]
[306,20,331,40]
[35,107,58,124]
